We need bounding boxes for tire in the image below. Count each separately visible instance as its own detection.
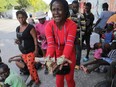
[112,75,116,87]
[94,80,111,87]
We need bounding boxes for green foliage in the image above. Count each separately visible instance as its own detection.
[0,0,9,12]
[0,0,49,12]
[17,0,29,9]
[0,0,17,12]
[27,0,49,12]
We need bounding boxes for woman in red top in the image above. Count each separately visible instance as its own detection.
[45,0,77,87]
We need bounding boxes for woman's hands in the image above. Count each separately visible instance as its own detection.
[57,55,72,65]
[45,55,72,74]
[54,55,72,71]
[14,39,20,44]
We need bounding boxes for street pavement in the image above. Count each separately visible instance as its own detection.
[0,19,106,87]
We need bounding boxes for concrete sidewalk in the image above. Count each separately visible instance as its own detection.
[0,19,106,87]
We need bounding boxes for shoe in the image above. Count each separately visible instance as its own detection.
[27,80,34,87]
[75,65,80,70]
[83,57,89,62]
[44,68,49,75]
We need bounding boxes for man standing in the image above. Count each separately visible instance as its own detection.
[94,3,114,31]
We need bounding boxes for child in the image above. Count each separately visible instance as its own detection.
[93,42,103,59]
[102,23,114,44]
[101,43,111,57]
[80,42,116,74]
[0,63,26,87]
[80,42,103,73]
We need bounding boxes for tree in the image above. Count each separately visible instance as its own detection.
[0,0,8,12]
[16,0,29,9]
[0,0,49,12]
[0,0,17,12]
[28,0,49,12]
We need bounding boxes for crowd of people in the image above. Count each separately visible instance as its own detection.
[0,0,116,87]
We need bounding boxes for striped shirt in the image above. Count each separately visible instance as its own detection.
[108,49,116,60]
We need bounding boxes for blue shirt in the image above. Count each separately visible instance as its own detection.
[96,11,113,29]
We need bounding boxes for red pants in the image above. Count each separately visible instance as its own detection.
[22,52,39,84]
[56,61,75,87]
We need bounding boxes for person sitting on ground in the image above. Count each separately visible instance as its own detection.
[8,54,29,75]
[93,42,103,60]
[80,42,116,74]
[0,63,26,87]
[80,42,103,73]
[102,23,114,44]
[8,54,45,75]
[101,43,111,57]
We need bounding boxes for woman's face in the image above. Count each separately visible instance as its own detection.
[17,14,27,25]
[51,1,65,24]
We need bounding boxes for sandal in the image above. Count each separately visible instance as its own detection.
[75,65,80,70]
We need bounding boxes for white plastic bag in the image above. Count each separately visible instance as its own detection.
[90,32,100,48]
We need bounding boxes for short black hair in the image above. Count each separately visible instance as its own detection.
[0,63,9,72]
[111,42,116,50]
[102,3,109,9]
[16,10,28,19]
[29,14,32,17]
[86,2,92,9]
[50,0,70,20]
[72,0,79,4]
[93,43,98,50]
